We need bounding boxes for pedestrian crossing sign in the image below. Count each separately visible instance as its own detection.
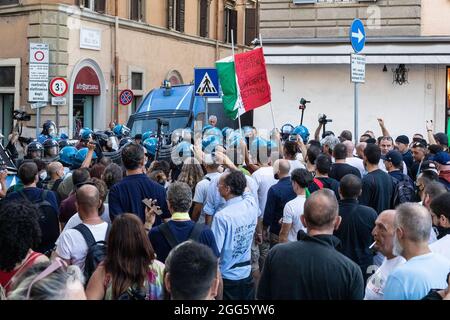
[194,68,219,97]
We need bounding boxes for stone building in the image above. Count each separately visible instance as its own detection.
[0,0,258,139]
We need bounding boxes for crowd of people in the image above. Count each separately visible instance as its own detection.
[1,114,450,301]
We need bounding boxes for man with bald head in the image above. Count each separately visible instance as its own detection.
[55,184,109,272]
[263,159,296,248]
[384,203,450,300]
[258,189,364,299]
[365,210,406,300]
[344,140,365,177]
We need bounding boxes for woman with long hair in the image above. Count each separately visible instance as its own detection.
[176,157,204,194]
[85,214,164,300]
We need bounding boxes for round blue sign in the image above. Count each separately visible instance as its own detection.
[119,89,134,106]
[350,19,366,53]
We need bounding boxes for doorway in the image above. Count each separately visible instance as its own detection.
[0,94,13,144]
[73,95,93,138]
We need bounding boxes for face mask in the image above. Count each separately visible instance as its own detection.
[274,173,279,180]
[39,172,47,180]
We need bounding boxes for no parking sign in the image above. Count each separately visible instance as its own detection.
[119,89,134,106]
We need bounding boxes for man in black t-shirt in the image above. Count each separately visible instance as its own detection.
[257,189,364,300]
[330,143,362,181]
[308,154,340,200]
[359,144,393,214]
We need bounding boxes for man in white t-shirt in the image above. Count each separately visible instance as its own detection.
[55,184,109,272]
[279,168,310,243]
[343,140,365,177]
[192,163,221,224]
[365,210,406,300]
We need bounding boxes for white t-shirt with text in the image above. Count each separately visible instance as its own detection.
[364,256,406,300]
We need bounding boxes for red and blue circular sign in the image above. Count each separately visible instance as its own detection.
[119,89,134,106]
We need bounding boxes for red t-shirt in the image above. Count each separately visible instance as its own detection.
[0,251,43,294]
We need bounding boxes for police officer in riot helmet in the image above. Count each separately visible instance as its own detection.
[76,127,93,150]
[42,138,60,162]
[25,141,44,160]
[38,120,58,144]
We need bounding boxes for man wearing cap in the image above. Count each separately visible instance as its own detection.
[395,135,414,170]
[430,151,450,189]
[383,150,415,206]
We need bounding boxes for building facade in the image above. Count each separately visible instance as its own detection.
[0,0,258,139]
[255,0,450,140]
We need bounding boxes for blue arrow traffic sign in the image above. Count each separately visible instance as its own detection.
[350,19,366,53]
[195,68,219,97]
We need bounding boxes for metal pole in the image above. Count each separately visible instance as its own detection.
[36,107,40,138]
[231,30,242,131]
[204,96,208,126]
[55,105,59,134]
[354,82,359,144]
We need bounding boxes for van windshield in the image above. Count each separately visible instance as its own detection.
[130,117,190,136]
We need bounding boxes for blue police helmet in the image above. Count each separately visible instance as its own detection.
[203,127,222,138]
[202,135,220,152]
[142,131,154,141]
[59,146,78,167]
[292,125,310,143]
[79,127,93,141]
[143,137,158,156]
[227,131,244,148]
[250,137,268,156]
[73,147,98,168]
[60,133,69,140]
[175,141,193,158]
[43,138,59,149]
[202,124,213,134]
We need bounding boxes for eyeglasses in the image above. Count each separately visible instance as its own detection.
[26,258,68,300]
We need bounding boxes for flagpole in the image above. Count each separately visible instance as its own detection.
[260,33,277,131]
[231,30,242,132]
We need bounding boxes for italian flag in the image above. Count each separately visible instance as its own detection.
[215,48,271,120]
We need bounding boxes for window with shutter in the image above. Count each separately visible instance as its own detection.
[0,0,19,5]
[94,0,105,13]
[245,8,256,46]
[176,0,185,32]
[229,9,237,45]
[167,0,174,29]
[130,0,144,21]
[199,0,209,38]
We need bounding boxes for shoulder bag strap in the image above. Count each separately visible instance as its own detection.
[73,224,97,247]
[158,223,179,249]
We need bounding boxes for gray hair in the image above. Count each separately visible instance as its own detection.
[8,262,85,300]
[395,203,431,243]
[167,182,193,213]
[320,135,340,151]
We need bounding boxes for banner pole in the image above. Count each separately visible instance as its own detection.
[260,33,276,130]
[231,30,242,132]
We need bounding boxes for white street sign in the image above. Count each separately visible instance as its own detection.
[29,43,49,103]
[51,97,67,106]
[30,102,47,110]
[29,43,49,64]
[351,53,366,83]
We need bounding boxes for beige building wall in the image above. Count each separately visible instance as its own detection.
[421,0,450,36]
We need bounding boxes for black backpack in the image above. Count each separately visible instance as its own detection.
[73,223,110,283]
[158,222,204,249]
[18,190,60,256]
[391,175,415,207]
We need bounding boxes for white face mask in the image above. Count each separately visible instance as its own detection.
[39,171,47,180]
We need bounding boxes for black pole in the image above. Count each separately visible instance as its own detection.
[300,108,305,126]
